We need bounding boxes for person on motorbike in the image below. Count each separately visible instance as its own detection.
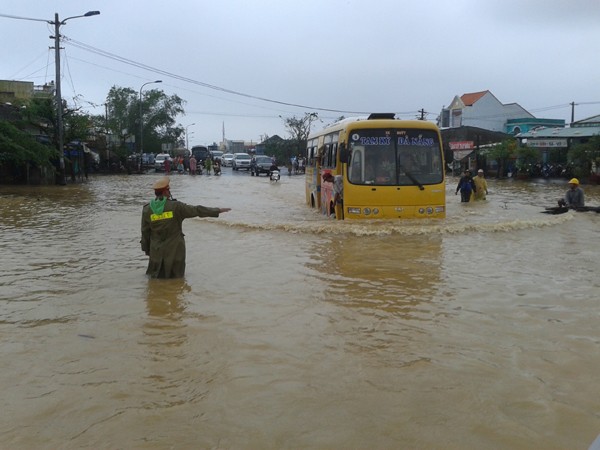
[213,159,221,175]
[269,161,279,175]
[558,178,584,209]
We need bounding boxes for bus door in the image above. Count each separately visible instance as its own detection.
[348,145,365,184]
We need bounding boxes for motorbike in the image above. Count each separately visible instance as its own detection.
[270,170,280,182]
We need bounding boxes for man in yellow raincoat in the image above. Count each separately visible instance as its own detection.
[473,169,489,201]
[140,177,231,278]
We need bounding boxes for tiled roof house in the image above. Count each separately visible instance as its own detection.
[438,90,536,133]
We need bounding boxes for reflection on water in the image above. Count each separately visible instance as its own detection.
[310,235,442,319]
[140,279,193,412]
[145,278,190,318]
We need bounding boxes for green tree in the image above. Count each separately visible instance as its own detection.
[104,86,136,152]
[20,96,92,149]
[20,97,56,146]
[19,96,95,181]
[283,112,319,160]
[515,144,539,173]
[486,138,517,177]
[0,121,58,166]
[1,96,96,183]
[104,86,186,155]
[567,135,600,178]
[263,136,294,165]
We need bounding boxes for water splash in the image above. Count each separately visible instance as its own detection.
[211,211,573,236]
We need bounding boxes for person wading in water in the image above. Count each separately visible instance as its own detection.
[140,177,231,278]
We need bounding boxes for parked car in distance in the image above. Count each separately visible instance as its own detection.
[210,150,224,163]
[154,153,171,172]
[251,155,274,176]
[221,153,234,166]
[232,152,252,171]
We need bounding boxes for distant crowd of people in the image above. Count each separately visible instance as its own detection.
[162,154,221,176]
[290,156,305,174]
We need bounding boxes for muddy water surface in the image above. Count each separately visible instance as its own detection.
[1,171,599,449]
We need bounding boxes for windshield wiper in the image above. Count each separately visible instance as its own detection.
[401,168,425,190]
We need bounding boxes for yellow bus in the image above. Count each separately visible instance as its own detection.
[305,113,445,219]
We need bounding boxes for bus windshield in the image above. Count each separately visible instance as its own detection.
[347,129,443,187]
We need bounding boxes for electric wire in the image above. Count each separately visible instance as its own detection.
[64,36,421,117]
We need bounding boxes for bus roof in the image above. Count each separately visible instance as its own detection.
[309,116,439,140]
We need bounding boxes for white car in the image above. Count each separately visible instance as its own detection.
[221,153,234,166]
[211,150,224,163]
[232,153,252,171]
[154,153,171,172]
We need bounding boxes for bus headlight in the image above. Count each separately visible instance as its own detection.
[364,208,371,215]
[426,207,433,214]
[348,207,361,214]
[373,208,379,215]
[418,208,425,214]
[435,206,445,213]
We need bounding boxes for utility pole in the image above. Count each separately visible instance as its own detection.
[2,11,99,184]
[570,101,576,125]
[52,14,66,185]
[138,80,162,171]
[50,11,100,184]
[185,123,195,150]
[418,109,426,120]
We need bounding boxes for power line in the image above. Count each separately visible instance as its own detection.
[64,37,376,115]
[65,54,308,116]
[0,12,48,23]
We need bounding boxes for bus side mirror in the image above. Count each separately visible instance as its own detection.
[339,143,348,163]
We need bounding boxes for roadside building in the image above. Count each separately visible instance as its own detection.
[439,90,567,175]
[255,135,285,156]
[516,114,600,171]
[441,126,511,175]
[438,90,534,132]
[0,80,54,103]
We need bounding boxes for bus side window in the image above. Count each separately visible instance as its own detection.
[332,143,338,168]
[316,146,324,166]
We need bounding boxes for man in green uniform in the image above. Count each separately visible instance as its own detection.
[140,177,231,278]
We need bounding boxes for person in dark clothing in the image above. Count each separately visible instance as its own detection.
[140,177,231,278]
[455,169,476,203]
[558,178,585,209]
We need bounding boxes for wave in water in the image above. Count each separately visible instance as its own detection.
[211,211,574,236]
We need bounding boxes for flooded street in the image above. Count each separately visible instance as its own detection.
[1,170,599,449]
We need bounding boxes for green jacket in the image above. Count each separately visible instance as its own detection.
[141,198,221,278]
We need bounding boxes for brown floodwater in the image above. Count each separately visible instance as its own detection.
[1,170,599,449]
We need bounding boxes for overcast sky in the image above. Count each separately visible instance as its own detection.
[2,0,599,146]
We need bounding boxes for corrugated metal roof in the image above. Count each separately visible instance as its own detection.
[517,126,600,138]
[574,114,600,125]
